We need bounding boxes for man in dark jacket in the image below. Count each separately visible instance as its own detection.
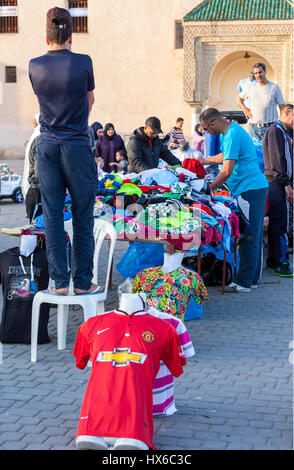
[263,104,293,277]
[127,117,181,173]
[25,135,42,223]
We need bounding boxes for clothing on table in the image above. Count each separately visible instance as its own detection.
[95,133,126,173]
[29,49,95,145]
[191,131,204,153]
[169,127,185,150]
[239,81,284,127]
[0,247,50,344]
[220,121,268,198]
[132,266,208,321]
[142,169,179,187]
[147,307,195,416]
[73,309,185,450]
[182,158,205,178]
[211,202,231,218]
[127,127,181,173]
[29,48,97,291]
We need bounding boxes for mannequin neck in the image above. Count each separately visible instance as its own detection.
[20,235,37,257]
[118,293,147,315]
[161,252,184,273]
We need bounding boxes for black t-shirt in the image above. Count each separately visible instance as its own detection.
[29,49,95,145]
[0,247,50,344]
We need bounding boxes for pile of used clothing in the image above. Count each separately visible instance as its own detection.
[31,194,72,230]
[95,160,240,252]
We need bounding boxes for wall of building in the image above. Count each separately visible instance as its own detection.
[0,0,199,157]
[0,0,68,157]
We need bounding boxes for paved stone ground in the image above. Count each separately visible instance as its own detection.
[0,160,293,450]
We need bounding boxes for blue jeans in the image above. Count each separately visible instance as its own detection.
[248,125,268,141]
[235,187,268,288]
[37,143,98,290]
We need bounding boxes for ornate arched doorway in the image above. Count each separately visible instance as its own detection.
[208,51,276,111]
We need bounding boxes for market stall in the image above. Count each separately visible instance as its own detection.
[12,160,240,298]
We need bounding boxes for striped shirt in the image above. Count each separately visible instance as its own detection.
[148,307,195,416]
[169,127,185,149]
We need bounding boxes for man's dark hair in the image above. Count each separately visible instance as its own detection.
[46,21,72,45]
[117,149,128,161]
[199,108,221,123]
[176,117,184,123]
[253,62,266,73]
[280,103,294,113]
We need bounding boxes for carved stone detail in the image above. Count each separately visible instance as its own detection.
[183,22,293,105]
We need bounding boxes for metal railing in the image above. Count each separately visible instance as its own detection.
[0,0,18,33]
[69,0,87,33]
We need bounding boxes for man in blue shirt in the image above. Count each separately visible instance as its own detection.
[29,7,99,295]
[199,108,268,292]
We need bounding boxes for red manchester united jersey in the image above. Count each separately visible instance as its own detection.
[73,310,185,449]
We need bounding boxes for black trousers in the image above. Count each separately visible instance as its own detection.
[25,187,42,223]
[267,181,289,267]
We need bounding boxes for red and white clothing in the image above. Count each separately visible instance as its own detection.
[148,308,195,416]
[73,310,185,449]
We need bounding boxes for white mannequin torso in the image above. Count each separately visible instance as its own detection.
[161,252,184,273]
[19,235,37,257]
[118,293,147,315]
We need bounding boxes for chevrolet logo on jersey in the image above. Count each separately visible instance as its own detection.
[96,347,147,367]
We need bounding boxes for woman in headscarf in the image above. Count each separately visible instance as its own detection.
[91,121,103,142]
[95,123,126,173]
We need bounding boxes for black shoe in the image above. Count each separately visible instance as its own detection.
[274,263,293,277]
[266,259,276,271]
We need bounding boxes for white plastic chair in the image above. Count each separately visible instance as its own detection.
[31,218,117,362]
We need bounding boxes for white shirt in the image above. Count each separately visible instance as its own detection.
[237,77,255,107]
[239,81,284,124]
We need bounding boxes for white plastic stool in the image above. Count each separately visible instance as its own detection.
[31,219,116,362]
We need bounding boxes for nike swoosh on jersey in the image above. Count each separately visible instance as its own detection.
[97,328,110,335]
